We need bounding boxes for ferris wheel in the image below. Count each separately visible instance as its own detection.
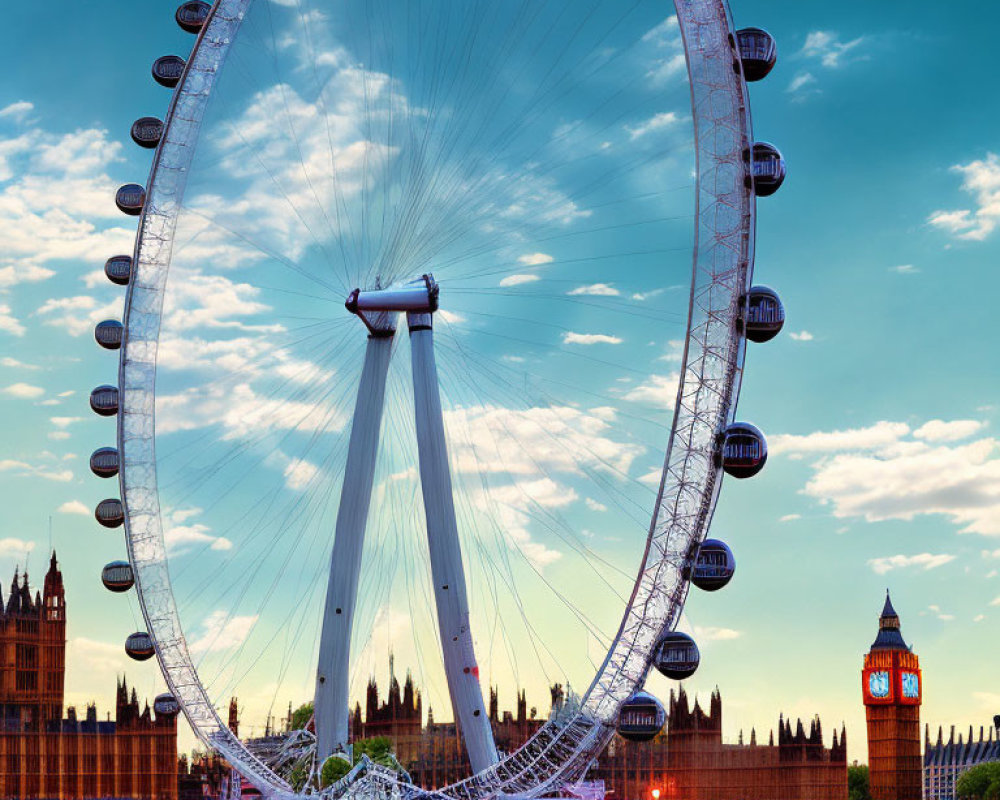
[90,1,786,798]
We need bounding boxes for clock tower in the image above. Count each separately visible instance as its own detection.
[862,592,922,800]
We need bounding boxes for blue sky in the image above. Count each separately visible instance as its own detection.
[2,0,1000,763]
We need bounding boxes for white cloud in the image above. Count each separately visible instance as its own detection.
[499,274,541,288]
[0,459,73,482]
[925,604,955,622]
[57,500,90,516]
[157,382,347,440]
[35,294,122,337]
[0,538,35,560]
[890,264,919,274]
[0,305,25,336]
[0,101,33,120]
[641,17,686,85]
[798,430,1000,535]
[50,416,81,428]
[2,382,44,398]
[626,111,681,140]
[801,31,865,68]
[913,419,985,443]
[692,626,742,642]
[568,283,620,297]
[868,553,956,575]
[789,330,814,342]
[928,153,1000,241]
[787,72,817,94]
[779,514,801,523]
[562,332,622,345]
[770,422,910,455]
[164,523,233,556]
[0,356,39,369]
[68,637,129,675]
[189,610,258,654]
[623,373,680,410]
[991,597,1000,607]
[517,253,553,266]
[585,498,608,512]
[284,458,319,491]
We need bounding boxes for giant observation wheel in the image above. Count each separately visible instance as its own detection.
[90,1,787,798]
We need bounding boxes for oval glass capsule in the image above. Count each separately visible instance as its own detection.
[617,691,665,743]
[720,422,768,479]
[130,117,164,149]
[95,499,125,529]
[751,142,786,197]
[115,183,146,216]
[94,320,123,350]
[104,255,132,286]
[653,631,701,680]
[744,285,785,343]
[736,27,777,82]
[101,560,134,592]
[125,631,156,661]
[154,693,181,717]
[90,447,120,478]
[90,385,119,416]
[691,539,736,592]
[175,1,211,33]
[152,55,186,88]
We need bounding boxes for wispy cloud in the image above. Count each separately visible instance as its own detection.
[801,31,865,68]
[562,332,622,345]
[928,153,1000,241]
[2,382,44,398]
[868,553,956,575]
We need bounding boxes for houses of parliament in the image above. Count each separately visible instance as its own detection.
[0,552,176,799]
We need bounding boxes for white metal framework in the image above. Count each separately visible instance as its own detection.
[115,0,758,797]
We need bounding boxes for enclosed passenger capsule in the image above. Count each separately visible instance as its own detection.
[104,255,133,286]
[90,385,119,416]
[115,184,146,216]
[691,539,736,591]
[152,55,186,88]
[101,560,134,592]
[90,447,119,478]
[736,28,777,82]
[653,632,700,680]
[125,631,155,661]
[719,422,768,479]
[130,117,163,149]
[95,499,125,529]
[175,1,211,33]
[751,143,786,197]
[154,693,181,718]
[617,691,665,742]
[744,286,785,343]
[95,320,123,350]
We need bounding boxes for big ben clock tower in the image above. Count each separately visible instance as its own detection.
[862,592,922,800]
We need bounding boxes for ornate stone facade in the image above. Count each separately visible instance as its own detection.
[0,552,176,800]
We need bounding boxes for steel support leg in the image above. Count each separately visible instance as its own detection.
[315,330,395,759]
[407,311,498,773]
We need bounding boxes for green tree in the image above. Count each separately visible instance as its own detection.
[956,762,1000,799]
[290,702,313,731]
[848,764,871,800]
[320,755,353,787]
[353,736,396,768]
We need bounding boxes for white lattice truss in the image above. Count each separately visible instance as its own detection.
[116,0,757,798]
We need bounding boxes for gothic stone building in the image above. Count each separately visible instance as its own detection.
[352,669,846,799]
[0,552,177,799]
[594,688,847,800]
[923,721,1000,800]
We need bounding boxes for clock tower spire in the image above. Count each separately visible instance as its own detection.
[862,591,922,800]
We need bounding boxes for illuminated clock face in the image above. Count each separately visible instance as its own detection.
[868,671,890,698]
[902,672,920,698]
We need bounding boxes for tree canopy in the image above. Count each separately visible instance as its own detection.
[957,762,1000,799]
[848,764,871,800]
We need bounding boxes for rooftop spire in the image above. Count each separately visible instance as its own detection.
[870,590,909,651]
